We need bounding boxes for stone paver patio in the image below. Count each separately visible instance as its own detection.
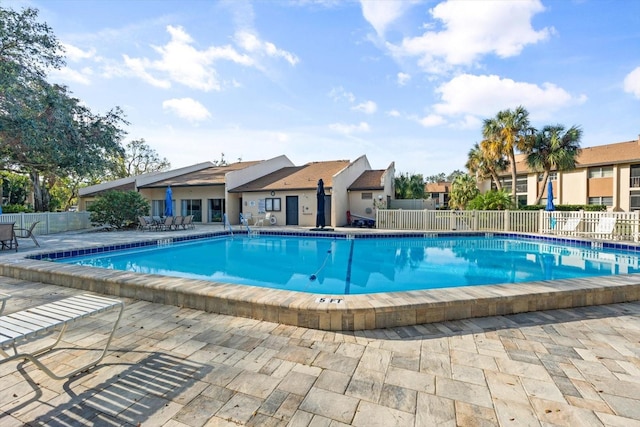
[1,227,640,425]
[1,278,640,426]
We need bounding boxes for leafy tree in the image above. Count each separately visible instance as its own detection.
[114,139,171,178]
[394,173,410,198]
[87,191,150,229]
[481,106,535,204]
[465,143,508,190]
[467,189,513,210]
[527,125,582,204]
[408,174,425,199]
[425,173,446,183]
[212,152,229,167]
[0,6,128,211]
[448,174,479,210]
[446,170,465,183]
[0,171,30,205]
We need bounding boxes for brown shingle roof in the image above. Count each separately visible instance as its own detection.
[349,170,384,190]
[229,160,350,193]
[425,182,450,193]
[500,139,640,176]
[139,161,260,188]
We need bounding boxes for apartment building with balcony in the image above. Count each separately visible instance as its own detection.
[478,136,640,211]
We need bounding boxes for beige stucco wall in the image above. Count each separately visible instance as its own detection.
[560,169,587,204]
[618,164,631,211]
[238,190,317,227]
[139,186,226,222]
[332,155,371,226]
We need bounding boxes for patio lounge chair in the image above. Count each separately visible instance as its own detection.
[0,222,17,251]
[138,216,154,231]
[0,294,124,380]
[172,216,184,230]
[580,216,617,239]
[158,216,174,231]
[182,215,195,229]
[14,221,41,247]
[557,217,581,234]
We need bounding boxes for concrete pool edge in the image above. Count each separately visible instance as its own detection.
[1,255,640,331]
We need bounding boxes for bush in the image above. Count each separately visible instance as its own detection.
[1,203,34,213]
[467,190,514,210]
[519,204,608,212]
[87,191,149,230]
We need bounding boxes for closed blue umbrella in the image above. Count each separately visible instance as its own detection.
[546,180,556,230]
[545,180,555,211]
[165,186,173,217]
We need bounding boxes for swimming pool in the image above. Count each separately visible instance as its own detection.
[57,234,640,295]
[4,229,640,330]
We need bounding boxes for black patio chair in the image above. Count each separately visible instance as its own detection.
[14,220,40,247]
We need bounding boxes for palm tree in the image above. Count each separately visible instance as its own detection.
[465,142,508,191]
[394,173,410,199]
[527,124,582,204]
[448,174,479,210]
[481,106,535,204]
[408,174,425,199]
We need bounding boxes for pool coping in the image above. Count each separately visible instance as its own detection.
[2,230,640,331]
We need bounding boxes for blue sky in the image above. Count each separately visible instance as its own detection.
[9,0,640,177]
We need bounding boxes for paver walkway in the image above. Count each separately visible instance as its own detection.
[1,277,640,426]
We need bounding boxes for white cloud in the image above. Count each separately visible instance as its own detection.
[62,43,97,62]
[329,122,370,134]
[329,86,356,103]
[352,100,377,114]
[397,72,411,86]
[624,66,640,98]
[235,31,299,66]
[418,114,446,127]
[50,67,93,85]
[360,0,417,37]
[162,98,211,122]
[387,109,401,117]
[432,74,586,121]
[389,0,552,73]
[123,25,296,91]
[123,55,171,88]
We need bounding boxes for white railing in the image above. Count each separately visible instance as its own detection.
[375,210,540,233]
[541,210,640,241]
[376,209,640,241]
[0,212,91,235]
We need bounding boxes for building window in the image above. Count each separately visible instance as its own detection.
[361,192,372,200]
[181,199,202,221]
[500,176,528,193]
[265,198,281,211]
[631,165,640,188]
[538,172,557,181]
[588,196,612,206]
[588,166,613,178]
[631,194,640,211]
[152,199,170,217]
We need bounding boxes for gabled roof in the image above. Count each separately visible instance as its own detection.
[229,160,350,193]
[79,162,215,196]
[138,161,261,188]
[425,182,451,193]
[500,138,640,176]
[349,170,385,191]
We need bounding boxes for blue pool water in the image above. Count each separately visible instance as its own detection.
[57,235,640,295]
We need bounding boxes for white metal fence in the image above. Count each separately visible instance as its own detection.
[376,209,640,241]
[0,212,91,235]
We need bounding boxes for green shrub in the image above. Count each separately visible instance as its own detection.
[87,191,149,229]
[0,203,34,213]
[519,204,607,211]
[467,190,514,210]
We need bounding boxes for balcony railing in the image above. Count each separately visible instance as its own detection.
[631,176,640,188]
